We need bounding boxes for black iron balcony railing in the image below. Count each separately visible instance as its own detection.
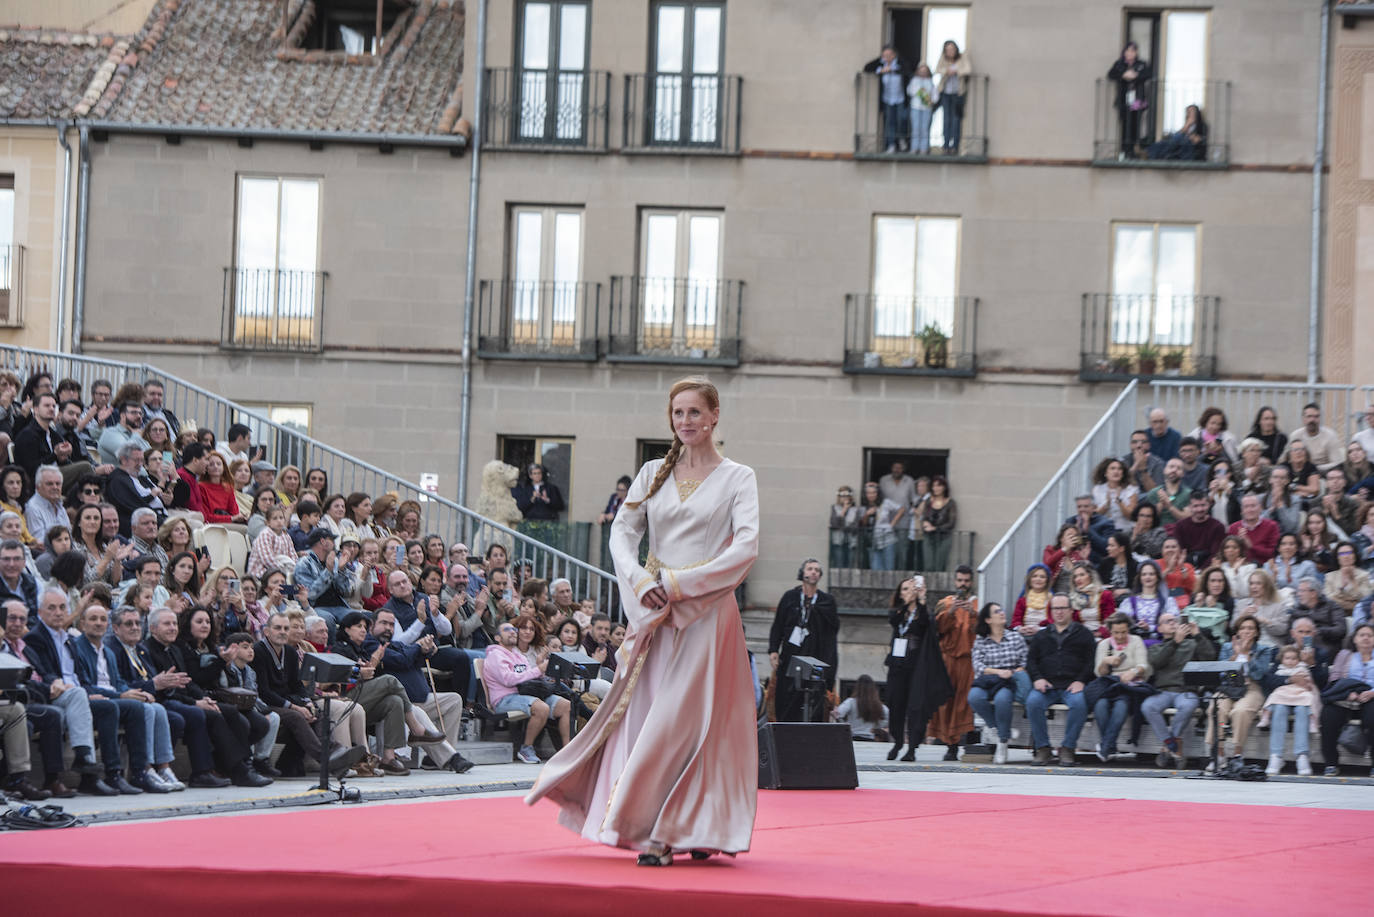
[854,72,988,160]
[476,279,601,361]
[221,267,326,353]
[622,73,742,154]
[842,293,978,377]
[0,244,24,327]
[482,67,611,151]
[1092,78,1231,166]
[828,524,977,573]
[1080,292,1220,381]
[607,276,743,366]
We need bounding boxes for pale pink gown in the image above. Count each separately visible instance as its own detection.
[525,457,760,854]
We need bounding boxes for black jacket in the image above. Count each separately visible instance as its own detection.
[512,482,565,520]
[251,639,311,709]
[1107,56,1153,110]
[178,639,225,692]
[769,586,840,685]
[20,623,70,688]
[105,468,165,536]
[884,601,954,718]
[863,55,914,94]
[109,638,160,695]
[1026,622,1096,688]
[143,637,206,703]
[13,420,83,477]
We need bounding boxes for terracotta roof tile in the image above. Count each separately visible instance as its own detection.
[0,28,125,119]
[104,0,465,135]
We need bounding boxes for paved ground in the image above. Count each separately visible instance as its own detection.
[20,739,1370,827]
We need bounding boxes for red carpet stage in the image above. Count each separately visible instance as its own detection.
[4,788,1371,916]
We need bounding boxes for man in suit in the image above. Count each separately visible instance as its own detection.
[1,599,73,797]
[383,569,474,696]
[22,587,125,795]
[250,611,329,773]
[70,602,172,793]
[105,442,166,537]
[768,559,840,722]
[372,608,474,773]
[0,539,39,621]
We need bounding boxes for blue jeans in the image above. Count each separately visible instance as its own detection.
[1269,704,1310,757]
[882,102,910,150]
[141,700,176,765]
[870,542,896,570]
[1141,690,1199,743]
[910,107,932,153]
[460,648,485,701]
[967,671,1031,741]
[941,94,965,152]
[1026,686,1088,750]
[1093,696,1131,753]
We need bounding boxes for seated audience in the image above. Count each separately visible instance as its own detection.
[1011,563,1053,636]
[1141,610,1215,767]
[484,621,571,764]
[1042,524,1089,593]
[1129,502,1166,559]
[1088,612,1151,761]
[1228,494,1279,564]
[1293,577,1347,658]
[371,608,475,773]
[966,602,1028,763]
[1320,622,1374,777]
[1234,568,1291,648]
[1324,541,1373,614]
[1025,594,1096,767]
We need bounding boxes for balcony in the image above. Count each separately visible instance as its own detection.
[1080,292,1219,382]
[607,276,743,366]
[622,73,742,155]
[482,67,611,152]
[853,72,988,161]
[842,294,978,377]
[0,244,24,327]
[1092,78,1231,168]
[476,279,601,361]
[221,267,326,353]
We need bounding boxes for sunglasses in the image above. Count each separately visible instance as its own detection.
[82,487,102,495]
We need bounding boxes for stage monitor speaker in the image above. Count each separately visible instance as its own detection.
[302,652,359,684]
[758,723,858,790]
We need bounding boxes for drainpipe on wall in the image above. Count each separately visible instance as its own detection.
[1309,0,1331,386]
[54,120,73,352]
[71,124,91,355]
[457,0,488,509]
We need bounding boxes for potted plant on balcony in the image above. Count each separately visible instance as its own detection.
[920,322,950,369]
[1136,343,1160,375]
[1109,354,1133,375]
[1162,348,1186,374]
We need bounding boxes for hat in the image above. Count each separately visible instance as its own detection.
[339,532,362,547]
[251,460,277,473]
[306,527,335,547]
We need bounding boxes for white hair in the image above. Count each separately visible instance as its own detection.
[148,606,177,629]
[35,464,62,485]
[131,507,157,525]
[550,577,571,592]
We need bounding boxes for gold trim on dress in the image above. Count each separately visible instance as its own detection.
[676,479,702,501]
[644,551,712,577]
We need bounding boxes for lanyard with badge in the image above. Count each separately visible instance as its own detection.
[892,610,914,659]
[788,591,817,648]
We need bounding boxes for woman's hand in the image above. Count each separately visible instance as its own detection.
[197,553,212,574]
[641,585,670,610]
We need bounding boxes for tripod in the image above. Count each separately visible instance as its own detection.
[1188,686,1242,780]
[305,674,364,801]
[795,673,825,723]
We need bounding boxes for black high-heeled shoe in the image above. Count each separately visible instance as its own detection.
[637,846,673,866]
[901,745,917,762]
[690,850,713,861]
[887,744,901,761]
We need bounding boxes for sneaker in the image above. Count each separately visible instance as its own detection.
[157,767,186,791]
[993,742,1008,765]
[1095,743,1109,763]
[516,745,541,764]
[1323,765,1340,777]
[1265,754,1283,776]
[1296,754,1312,776]
[135,770,174,794]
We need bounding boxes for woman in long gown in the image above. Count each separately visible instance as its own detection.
[525,377,760,866]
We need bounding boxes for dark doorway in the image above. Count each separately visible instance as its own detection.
[862,447,948,491]
[887,6,923,68]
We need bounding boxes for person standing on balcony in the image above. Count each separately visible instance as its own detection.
[922,476,958,572]
[906,63,935,154]
[860,481,903,571]
[597,475,633,525]
[140,379,181,438]
[933,41,971,155]
[768,559,839,723]
[1107,42,1152,159]
[1146,409,1181,461]
[828,486,859,569]
[1289,403,1343,473]
[513,464,565,522]
[863,46,913,154]
[879,462,917,570]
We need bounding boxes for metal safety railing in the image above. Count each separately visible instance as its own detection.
[1147,380,1369,448]
[0,344,620,617]
[977,380,1140,606]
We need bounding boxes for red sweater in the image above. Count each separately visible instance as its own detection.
[198,480,239,522]
[1229,518,1280,564]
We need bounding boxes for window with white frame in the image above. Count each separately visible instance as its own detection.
[649,1,725,145]
[238,403,312,469]
[1110,222,1198,349]
[0,175,15,323]
[639,208,723,351]
[871,214,960,346]
[516,0,590,142]
[509,205,584,346]
[1125,9,1209,137]
[233,176,322,344]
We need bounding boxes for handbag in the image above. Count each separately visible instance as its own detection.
[972,673,1012,692]
[517,678,557,700]
[212,687,259,711]
[1319,678,1372,706]
[1338,722,1369,757]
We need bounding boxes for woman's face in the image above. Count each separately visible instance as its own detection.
[610,624,625,646]
[1248,574,1264,598]
[50,531,70,554]
[1205,413,1223,435]
[488,545,507,567]
[1337,544,1357,568]
[864,483,878,503]
[558,622,579,645]
[1162,540,1180,563]
[1207,571,1226,595]
[78,508,101,537]
[282,469,300,492]
[670,389,719,448]
[1140,565,1158,590]
[1259,409,1275,433]
[1072,567,1091,590]
[241,579,258,603]
[173,557,193,585]
[400,510,419,532]
[146,453,164,478]
[344,620,368,643]
[233,463,251,487]
[1236,619,1259,642]
[1354,626,1374,654]
[1107,538,1123,559]
[306,470,326,492]
[172,522,190,545]
[425,536,443,560]
[1029,569,1048,591]
[1222,540,1241,562]
[327,498,345,520]
[1106,461,1124,484]
[932,479,947,497]
[2,472,20,501]
[189,611,211,642]
[205,454,225,480]
[517,621,535,645]
[147,421,168,446]
[1290,443,1308,465]
[256,491,277,514]
[1137,506,1155,529]
[987,605,1005,628]
[289,618,306,643]
[421,571,441,595]
[133,588,152,612]
[198,431,215,449]
[0,517,20,539]
[264,573,285,600]
[354,497,373,521]
[406,543,424,566]
[361,542,379,565]
[1278,535,1298,558]
[529,466,544,483]
[1306,513,1325,536]
[1110,622,1130,642]
[899,578,918,604]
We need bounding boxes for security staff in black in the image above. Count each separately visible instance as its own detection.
[768,559,839,722]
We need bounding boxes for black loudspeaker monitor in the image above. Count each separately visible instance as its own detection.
[758,723,858,790]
